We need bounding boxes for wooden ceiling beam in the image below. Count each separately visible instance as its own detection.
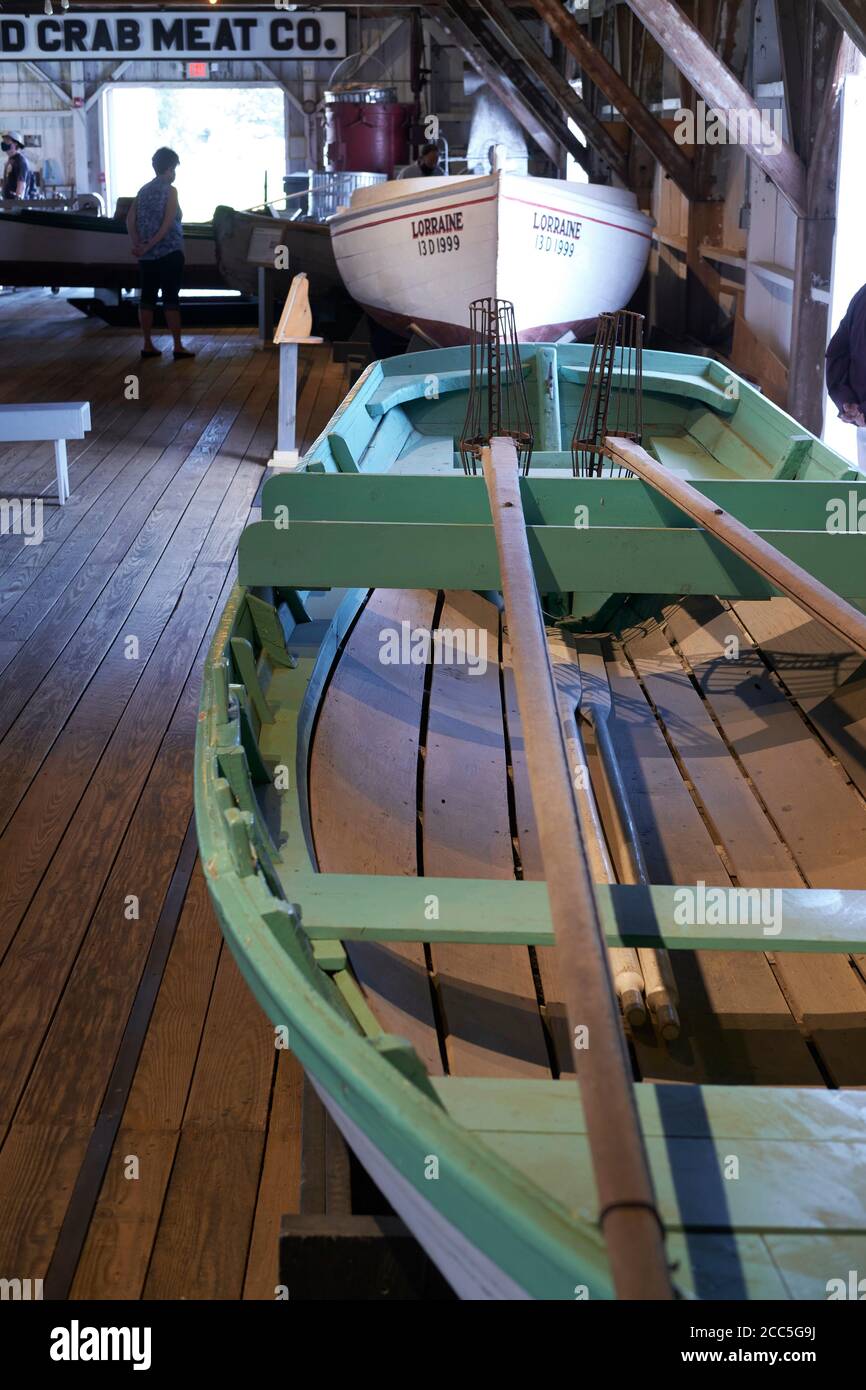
[817,0,866,57]
[431,1,590,170]
[427,6,563,166]
[525,0,695,198]
[472,0,630,180]
[620,0,807,213]
[775,0,808,155]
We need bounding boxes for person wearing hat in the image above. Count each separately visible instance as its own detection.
[2,131,31,200]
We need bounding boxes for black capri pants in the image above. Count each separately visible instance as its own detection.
[139,249,184,310]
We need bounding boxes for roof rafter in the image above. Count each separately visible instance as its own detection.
[473,0,629,181]
[430,1,590,170]
[526,0,695,198]
[620,0,806,213]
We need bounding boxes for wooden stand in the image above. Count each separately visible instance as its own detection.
[279,1076,456,1300]
[271,272,322,471]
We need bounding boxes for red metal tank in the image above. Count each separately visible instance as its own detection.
[323,84,412,177]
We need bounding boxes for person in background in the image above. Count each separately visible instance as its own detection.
[398,142,444,179]
[126,146,194,361]
[2,132,31,200]
[826,283,866,468]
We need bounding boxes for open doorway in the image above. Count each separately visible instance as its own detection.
[103,84,287,222]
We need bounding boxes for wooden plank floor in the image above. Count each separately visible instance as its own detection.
[0,289,348,1299]
[312,588,866,1091]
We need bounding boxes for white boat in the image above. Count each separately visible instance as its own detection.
[329,170,654,345]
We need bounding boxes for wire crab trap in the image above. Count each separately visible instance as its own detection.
[459,298,534,475]
[572,309,644,477]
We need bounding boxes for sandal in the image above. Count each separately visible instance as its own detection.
[140,347,161,359]
[173,347,196,360]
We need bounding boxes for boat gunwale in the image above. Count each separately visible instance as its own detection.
[195,581,619,1300]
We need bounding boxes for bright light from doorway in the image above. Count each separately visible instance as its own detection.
[104,85,286,222]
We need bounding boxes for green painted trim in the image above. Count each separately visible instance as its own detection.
[239,519,866,602]
[259,472,866,530]
[533,346,561,451]
[246,591,296,668]
[195,589,618,1300]
[296,876,866,953]
[230,636,273,725]
[560,363,739,414]
[293,587,369,870]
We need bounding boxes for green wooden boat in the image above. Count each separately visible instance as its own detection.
[195,343,866,1299]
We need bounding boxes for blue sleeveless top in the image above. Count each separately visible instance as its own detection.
[136,176,183,260]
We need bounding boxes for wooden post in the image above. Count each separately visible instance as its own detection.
[277,344,300,457]
[607,436,866,657]
[257,265,274,348]
[272,273,322,470]
[482,437,672,1301]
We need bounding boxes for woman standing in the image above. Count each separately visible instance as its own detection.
[127,147,195,361]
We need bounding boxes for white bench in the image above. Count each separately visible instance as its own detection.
[0,402,92,504]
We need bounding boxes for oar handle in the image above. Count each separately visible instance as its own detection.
[483,437,673,1300]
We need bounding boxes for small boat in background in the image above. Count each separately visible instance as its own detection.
[212,175,389,334]
[0,204,220,290]
[212,205,339,302]
[329,172,653,345]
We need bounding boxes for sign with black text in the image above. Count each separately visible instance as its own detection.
[0,10,346,62]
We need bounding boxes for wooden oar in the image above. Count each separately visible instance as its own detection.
[551,637,647,1028]
[482,437,673,1300]
[607,436,866,659]
[572,638,681,1041]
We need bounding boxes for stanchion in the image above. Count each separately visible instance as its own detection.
[270,272,323,471]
